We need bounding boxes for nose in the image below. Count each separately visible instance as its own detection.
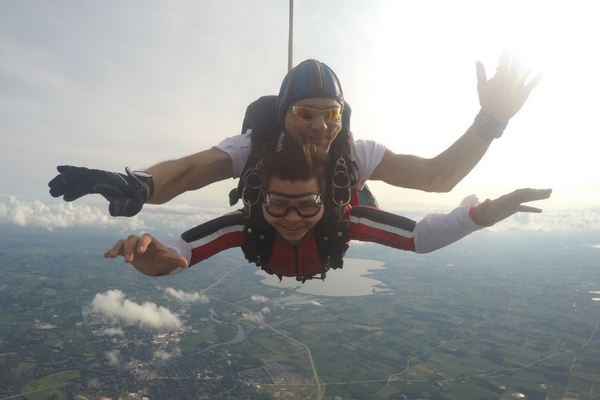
[309,114,327,131]
[283,208,303,221]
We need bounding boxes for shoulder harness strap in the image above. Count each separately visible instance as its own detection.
[230,96,281,206]
[307,100,357,276]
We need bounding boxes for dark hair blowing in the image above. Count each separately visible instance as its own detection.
[261,136,328,194]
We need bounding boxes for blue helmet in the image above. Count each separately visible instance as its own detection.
[276,59,344,124]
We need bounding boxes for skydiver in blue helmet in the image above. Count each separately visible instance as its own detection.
[49,54,541,218]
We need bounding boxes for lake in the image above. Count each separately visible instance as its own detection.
[257,258,390,297]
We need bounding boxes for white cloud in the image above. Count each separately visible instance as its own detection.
[84,289,182,331]
[102,327,125,337]
[242,307,271,324]
[105,350,121,366]
[164,288,209,304]
[154,347,181,361]
[242,312,265,324]
[250,295,269,303]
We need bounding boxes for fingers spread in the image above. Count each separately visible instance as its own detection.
[508,56,523,73]
[475,61,487,87]
[497,51,510,71]
[509,188,552,204]
[525,73,543,92]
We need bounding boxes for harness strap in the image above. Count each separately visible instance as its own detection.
[307,99,356,277]
[240,159,276,269]
[230,96,280,206]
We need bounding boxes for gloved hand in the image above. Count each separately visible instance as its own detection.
[48,166,148,217]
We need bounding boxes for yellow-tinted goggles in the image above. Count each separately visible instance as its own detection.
[289,106,342,122]
[264,192,323,218]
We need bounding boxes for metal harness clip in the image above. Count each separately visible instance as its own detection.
[241,159,263,217]
[332,156,351,227]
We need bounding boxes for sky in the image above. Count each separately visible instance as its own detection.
[2,0,600,233]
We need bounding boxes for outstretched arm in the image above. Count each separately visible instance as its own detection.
[369,129,490,192]
[370,53,542,192]
[104,233,189,276]
[145,148,233,204]
[348,188,551,254]
[415,188,552,253]
[49,148,234,216]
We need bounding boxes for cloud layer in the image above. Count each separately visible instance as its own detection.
[0,196,227,232]
[0,196,147,231]
[3,196,600,234]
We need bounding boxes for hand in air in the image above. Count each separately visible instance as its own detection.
[48,166,147,217]
[475,188,552,226]
[104,233,189,276]
[476,52,542,123]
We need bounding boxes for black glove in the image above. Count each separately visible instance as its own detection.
[48,166,148,217]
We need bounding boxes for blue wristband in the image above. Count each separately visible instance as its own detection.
[473,109,508,141]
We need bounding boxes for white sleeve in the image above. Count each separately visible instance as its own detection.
[213,130,386,183]
[212,133,253,178]
[159,238,192,276]
[351,137,386,187]
[414,195,484,254]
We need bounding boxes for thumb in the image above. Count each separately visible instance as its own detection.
[475,61,487,89]
[109,197,143,217]
[162,252,189,270]
[109,198,130,217]
[516,205,543,214]
[176,256,189,269]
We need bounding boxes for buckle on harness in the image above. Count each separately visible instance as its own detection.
[332,156,351,226]
[241,160,263,216]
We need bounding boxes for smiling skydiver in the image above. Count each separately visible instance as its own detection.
[104,135,551,282]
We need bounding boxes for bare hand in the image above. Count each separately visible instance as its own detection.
[476,52,542,123]
[104,233,188,276]
[475,188,552,226]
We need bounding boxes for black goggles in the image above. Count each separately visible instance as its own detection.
[264,192,323,218]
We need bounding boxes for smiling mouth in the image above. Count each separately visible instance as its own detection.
[282,225,304,233]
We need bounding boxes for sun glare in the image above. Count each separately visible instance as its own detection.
[361,1,599,211]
